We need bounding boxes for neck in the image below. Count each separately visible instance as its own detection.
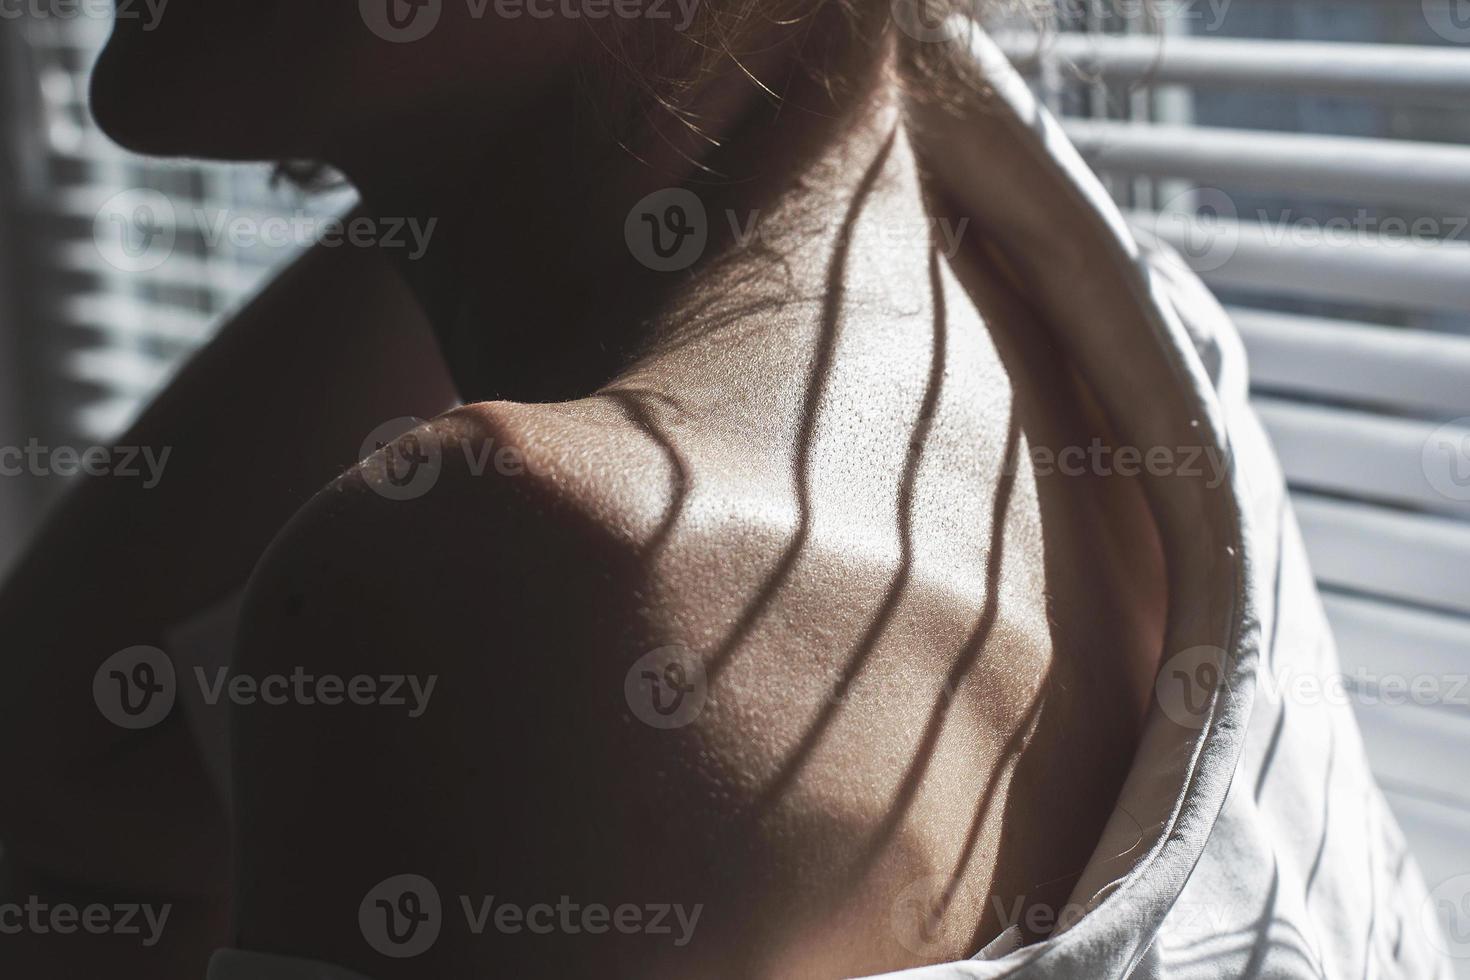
[333,34,909,404]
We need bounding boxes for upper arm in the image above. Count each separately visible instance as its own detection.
[229,411,700,977]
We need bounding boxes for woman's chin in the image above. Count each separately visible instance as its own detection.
[91,40,206,156]
[90,59,164,155]
[89,34,301,161]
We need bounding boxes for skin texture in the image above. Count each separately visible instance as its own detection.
[0,6,1164,978]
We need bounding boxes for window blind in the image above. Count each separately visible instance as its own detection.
[9,15,353,445]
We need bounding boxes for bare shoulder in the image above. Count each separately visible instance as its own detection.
[229,398,750,975]
[233,397,701,722]
[227,388,1052,977]
[240,396,677,612]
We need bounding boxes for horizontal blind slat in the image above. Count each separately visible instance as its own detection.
[1324,591,1470,700]
[997,32,1470,99]
[1233,308,1470,417]
[54,294,216,344]
[1379,788,1470,883]
[1294,493,1470,615]
[1256,399,1470,516]
[1355,699,1470,808]
[1126,211,1470,312]
[63,348,173,396]
[51,241,269,296]
[1067,121,1470,209]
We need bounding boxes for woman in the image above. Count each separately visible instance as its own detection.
[0,0,1448,977]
